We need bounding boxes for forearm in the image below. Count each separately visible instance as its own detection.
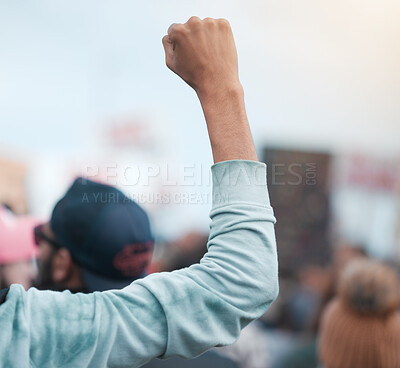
[197,83,258,163]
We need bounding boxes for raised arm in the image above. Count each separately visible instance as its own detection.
[0,17,279,368]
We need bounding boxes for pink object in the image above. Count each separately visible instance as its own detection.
[0,207,40,264]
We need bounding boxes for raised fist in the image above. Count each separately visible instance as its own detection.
[162,17,240,95]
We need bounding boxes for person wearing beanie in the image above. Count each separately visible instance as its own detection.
[0,18,279,367]
[0,206,39,290]
[33,178,154,293]
[318,259,400,368]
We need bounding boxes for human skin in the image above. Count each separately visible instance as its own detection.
[162,16,258,163]
[34,223,84,291]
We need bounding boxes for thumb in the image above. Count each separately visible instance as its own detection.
[162,35,174,69]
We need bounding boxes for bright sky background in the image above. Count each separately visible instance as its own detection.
[1,0,399,237]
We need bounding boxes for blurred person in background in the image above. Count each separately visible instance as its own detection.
[39,187,239,368]
[37,185,238,368]
[331,241,367,278]
[0,206,38,290]
[274,243,368,368]
[318,258,400,368]
[34,177,154,293]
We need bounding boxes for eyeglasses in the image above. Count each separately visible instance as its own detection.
[34,224,62,250]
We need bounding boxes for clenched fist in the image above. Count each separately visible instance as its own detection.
[162,16,240,95]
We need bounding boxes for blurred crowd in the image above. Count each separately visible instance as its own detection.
[1,175,400,368]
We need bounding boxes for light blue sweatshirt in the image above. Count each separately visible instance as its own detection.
[0,160,279,368]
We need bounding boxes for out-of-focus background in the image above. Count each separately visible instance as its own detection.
[1,0,399,243]
[1,1,400,366]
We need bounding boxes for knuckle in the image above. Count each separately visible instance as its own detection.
[188,16,201,24]
[172,23,186,36]
[217,18,230,29]
[186,16,202,32]
[204,17,216,28]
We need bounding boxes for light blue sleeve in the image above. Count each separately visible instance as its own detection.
[0,160,279,368]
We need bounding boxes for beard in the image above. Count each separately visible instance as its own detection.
[33,248,60,291]
[33,248,88,294]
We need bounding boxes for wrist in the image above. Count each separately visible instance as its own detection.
[196,80,244,104]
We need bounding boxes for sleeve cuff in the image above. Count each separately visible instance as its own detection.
[211,160,271,207]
